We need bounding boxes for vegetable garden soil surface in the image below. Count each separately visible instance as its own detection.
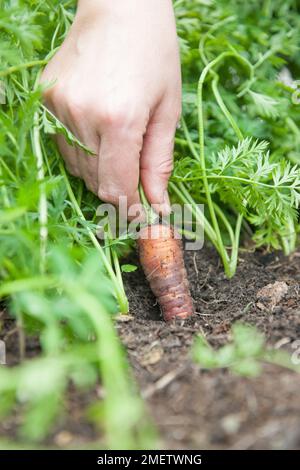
[1,244,300,449]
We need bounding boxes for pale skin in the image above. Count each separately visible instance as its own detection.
[41,0,182,217]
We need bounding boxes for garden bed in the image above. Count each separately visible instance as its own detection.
[2,244,300,449]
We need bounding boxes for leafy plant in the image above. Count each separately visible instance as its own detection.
[173,0,300,276]
[0,0,154,448]
[192,323,300,377]
[0,0,300,449]
[0,247,156,448]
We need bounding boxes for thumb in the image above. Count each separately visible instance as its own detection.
[140,105,178,216]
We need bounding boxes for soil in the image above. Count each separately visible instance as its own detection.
[1,244,300,449]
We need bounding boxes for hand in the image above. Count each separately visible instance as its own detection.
[41,0,181,216]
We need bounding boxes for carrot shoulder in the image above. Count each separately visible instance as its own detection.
[138,224,194,321]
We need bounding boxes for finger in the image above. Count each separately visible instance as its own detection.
[140,100,179,215]
[97,124,144,214]
[68,127,99,195]
[61,105,100,195]
[55,134,81,178]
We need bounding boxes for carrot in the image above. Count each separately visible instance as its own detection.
[138,223,194,321]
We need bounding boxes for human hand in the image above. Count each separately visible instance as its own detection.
[41,0,181,217]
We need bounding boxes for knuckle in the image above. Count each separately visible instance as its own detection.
[85,180,98,195]
[98,187,122,206]
[65,163,80,178]
[83,170,98,194]
[66,96,87,121]
[100,103,144,130]
[48,84,65,105]
[158,158,174,178]
[101,108,129,128]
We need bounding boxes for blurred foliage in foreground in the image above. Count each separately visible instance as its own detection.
[0,0,155,449]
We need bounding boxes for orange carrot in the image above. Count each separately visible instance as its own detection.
[138,223,194,321]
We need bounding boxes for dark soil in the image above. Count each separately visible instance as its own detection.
[119,245,300,450]
[1,245,300,449]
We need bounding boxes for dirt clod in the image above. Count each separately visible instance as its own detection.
[256,281,289,311]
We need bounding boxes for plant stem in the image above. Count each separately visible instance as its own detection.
[105,222,127,312]
[197,54,233,274]
[212,204,235,248]
[211,76,243,140]
[60,163,128,313]
[139,184,159,225]
[196,52,251,276]
[31,70,48,274]
[169,181,216,244]
[181,117,200,160]
[281,214,297,255]
[67,285,154,449]
[32,111,48,274]
[173,174,298,191]
[229,213,243,276]
[175,137,200,150]
[0,59,48,78]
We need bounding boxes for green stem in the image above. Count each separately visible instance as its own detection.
[31,71,48,274]
[286,117,300,143]
[281,214,297,255]
[170,180,241,276]
[104,224,113,265]
[32,114,48,274]
[197,55,231,272]
[197,52,250,276]
[175,137,200,150]
[211,76,243,140]
[169,181,216,244]
[0,166,11,209]
[229,213,243,277]
[106,222,126,311]
[0,59,47,78]
[0,158,18,182]
[210,74,245,272]
[173,174,298,191]
[202,74,245,273]
[0,276,57,298]
[60,162,128,313]
[181,117,200,160]
[139,184,158,225]
[64,285,152,449]
[212,204,235,248]
[253,47,279,70]
[199,15,236,67]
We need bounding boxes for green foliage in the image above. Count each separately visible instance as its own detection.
[0,247,156,448]
[192,323,300,377]
[0,0,300,448]
[174,0,300,274]
[121,264,138,273]
[175,138,300,249]
[0,0,154,449]
[41,106,96,155]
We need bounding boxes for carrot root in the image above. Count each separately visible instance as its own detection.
[138,224,194,322]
